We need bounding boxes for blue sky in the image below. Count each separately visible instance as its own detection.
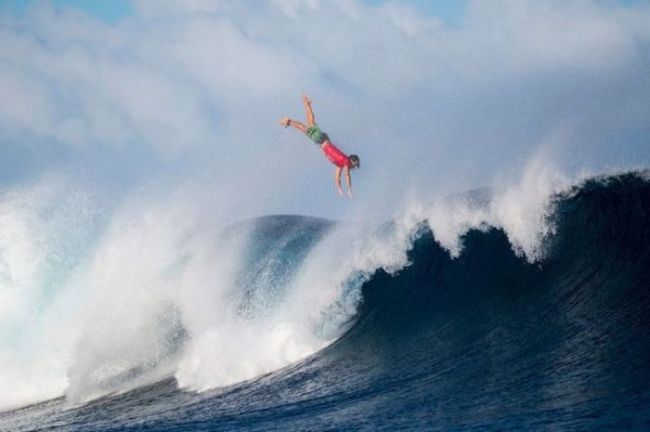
[366,0,467,25]
[1,0,133,23]
[0,0,650,27]
[10,0,464,25]
[2,0,647,25]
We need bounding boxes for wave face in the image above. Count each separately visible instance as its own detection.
[1,172,650,431]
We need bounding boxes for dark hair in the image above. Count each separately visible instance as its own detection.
[349,154,360,168]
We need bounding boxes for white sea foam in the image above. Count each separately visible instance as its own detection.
[64,190,200,402]
[172,218,414,392]
[417,154,570,262]
[0,176,99,410]
[0,161,585,411]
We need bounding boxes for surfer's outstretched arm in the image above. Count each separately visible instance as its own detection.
[334,166,344,196]
[344,167,353,197]
[302,94,316,127]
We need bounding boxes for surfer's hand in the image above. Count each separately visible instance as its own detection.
[302,94,311,104]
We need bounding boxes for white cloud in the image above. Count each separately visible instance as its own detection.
[0,65,56,138]
[0,0,648,217]
[133,0,228,17]
[462,0,642,74]
[381,1,444,37]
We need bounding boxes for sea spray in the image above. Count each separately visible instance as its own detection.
[0,176,100,410]
[0,167,622,411]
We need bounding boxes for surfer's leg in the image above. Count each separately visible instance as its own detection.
[280,117,308,134]
[302,94,316,127]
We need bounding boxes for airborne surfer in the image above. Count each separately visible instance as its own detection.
[279,94,360,197]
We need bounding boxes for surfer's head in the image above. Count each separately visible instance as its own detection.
[349,155,360,169]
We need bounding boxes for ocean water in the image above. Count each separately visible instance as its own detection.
[1,171,649,431]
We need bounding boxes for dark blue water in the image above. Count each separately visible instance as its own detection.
[2,172,650,431]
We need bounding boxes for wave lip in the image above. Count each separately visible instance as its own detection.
[326,171,650,430]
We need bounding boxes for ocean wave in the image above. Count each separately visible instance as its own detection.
[1,171,649,431]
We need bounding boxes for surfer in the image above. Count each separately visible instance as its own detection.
[279,94,360,197]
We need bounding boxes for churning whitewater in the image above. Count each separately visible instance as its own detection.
[1,170,649,430]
